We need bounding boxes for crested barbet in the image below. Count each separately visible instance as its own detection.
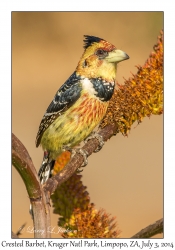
[36,35,129,184]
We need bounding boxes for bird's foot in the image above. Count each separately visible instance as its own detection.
[76,148,89,172]
[84,132,105,152]
[65,147,89,172]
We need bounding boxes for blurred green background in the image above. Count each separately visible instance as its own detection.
[12,12,163,238]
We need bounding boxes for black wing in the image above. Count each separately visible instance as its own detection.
[36,72,82,147]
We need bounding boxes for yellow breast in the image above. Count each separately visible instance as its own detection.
[40,92,109,159]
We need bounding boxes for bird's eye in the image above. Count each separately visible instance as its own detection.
[95,49,108,58]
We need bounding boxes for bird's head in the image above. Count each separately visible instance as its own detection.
[76,35,129,82]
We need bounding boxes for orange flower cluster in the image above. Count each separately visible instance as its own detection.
[52,153,120,237]
[100,30,163,135]
[51,172,90,227]
[51,164,120,238]
[62,203,120,238]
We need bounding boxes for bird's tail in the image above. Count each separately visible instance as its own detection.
[29,151,54,219]
[38,151,55,184]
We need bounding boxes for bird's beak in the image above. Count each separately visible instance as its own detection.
[106,49,129,63]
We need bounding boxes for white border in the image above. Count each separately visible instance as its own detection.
[0,0,175,246]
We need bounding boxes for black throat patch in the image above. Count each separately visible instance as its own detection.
[90,77,115,102]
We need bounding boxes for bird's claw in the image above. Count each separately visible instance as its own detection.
[65,147,89,172]
[84,132,105,153]
[76,148,89,167]
[93,133,105,152]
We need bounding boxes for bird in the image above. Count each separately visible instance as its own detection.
[36,35,129,184]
